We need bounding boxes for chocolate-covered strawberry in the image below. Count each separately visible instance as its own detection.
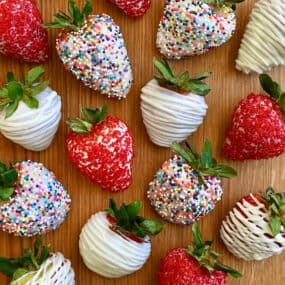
[158,223,241,285]
[0,0,48,63]
[141,57,211,147]
[0,237,75,284]
[157,0,243,60]
[44,0,133,99]
[0,66,62,151]
[148,139,237,225]
[223,74,285,160]
[66,104,134,192]
[79,199,163,278]
[221,187,285,261]
[0,160,71,237]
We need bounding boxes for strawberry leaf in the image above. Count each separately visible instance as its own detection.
[106,199,163,238]
[6,72,15,83]
[279,93,285,113]
[26,66,45,86]
[7,82,23,101]
[214,262,242,278]
[201,139,212,168]
[259,74,281,100]
[28,81,49,97]
[5,99,20,119]
[82,0,92,19]
[12,268,28,281]
[0,87,8,98]
[0,257,18,277]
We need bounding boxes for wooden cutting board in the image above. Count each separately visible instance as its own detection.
[0,0,284,284]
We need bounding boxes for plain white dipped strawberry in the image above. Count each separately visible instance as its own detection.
[236,0,285,74]
[79,199,163,278]
[147,139,237,225]
[141,58,211,147]
[44,0,133,99]
[0,160,71,237]
[0,237,75,285]
[220,187,285,261]
[157,0,242,60]
[0,66,61,151]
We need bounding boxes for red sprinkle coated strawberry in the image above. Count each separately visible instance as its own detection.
[0,0,48,63]
[158,224,241,285]
[66,104,134,192]
[223,74,285,160]
[107,0,151,17]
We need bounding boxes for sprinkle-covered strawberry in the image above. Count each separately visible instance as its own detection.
[141,57,211,147]
[44,0,133,99]
[148,139,237,225]
[79,199,163,278]
[221,187,285,261]
[223,74,285,160]
[158,223,241,285]
[0,0,48,63]
[0,237,75,284]
[157,0,243,60]
[0,66,62,151]
[107,0,151,17]
[0,160,71,237]
[236,0,285,74]
[66,104,134,192]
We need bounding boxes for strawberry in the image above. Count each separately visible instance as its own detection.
[0,66,62,151]
[0,0,48,63]
[0,160,71,237]
[44,0,133,99]
[147,139,237,225]
[223,74,285,160]
[156,0,242,60]
[0,237,75,284]
[236,0,285,74]
[66,104,134,192]
[79,199,163,278]
[141,57,211,147]
[158,223,241,285]
[220,187,285,261]
[107,0,151,17]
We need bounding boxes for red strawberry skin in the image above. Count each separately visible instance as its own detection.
[158,248,227,285]
[223,93,285,160]
[66,116,134,192]
[0,0,48,63]
[108,0,151,17]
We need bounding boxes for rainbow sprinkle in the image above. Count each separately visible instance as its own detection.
[56,13,133,99]
[147,155,223,225]
[0,160,71,237]
[156,0,236,59]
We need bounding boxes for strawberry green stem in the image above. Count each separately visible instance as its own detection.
[153,58,211,96]
[260,187,285,236]
[43,0,92,30]
[188,223,242,278]
[203,0,244,10]
[171,140,237,187]
[0,161,18,202]
[0,66,49,118]
[66,104,108,134]
[106,199,163,238]
[259,74,285,112]
[0,236,50,281]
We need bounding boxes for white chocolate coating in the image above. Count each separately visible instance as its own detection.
[140,80,207,147]
[236,0,285,74]
[0,87,61,151]
[11,252,75,285]
[220,193,285,261]
[79,211,151,278]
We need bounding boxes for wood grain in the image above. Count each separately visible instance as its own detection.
[0,0,285,284]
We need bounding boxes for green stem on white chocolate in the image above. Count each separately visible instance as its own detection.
[43,0,92,30]
[171,139,237,187]
[0,236,50,281]
[0,66,49,118]
[106,198,163,238]
[153,57,212,96]
[203,0,244,10]
[66,104,108,134]
[0,161,18,202]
